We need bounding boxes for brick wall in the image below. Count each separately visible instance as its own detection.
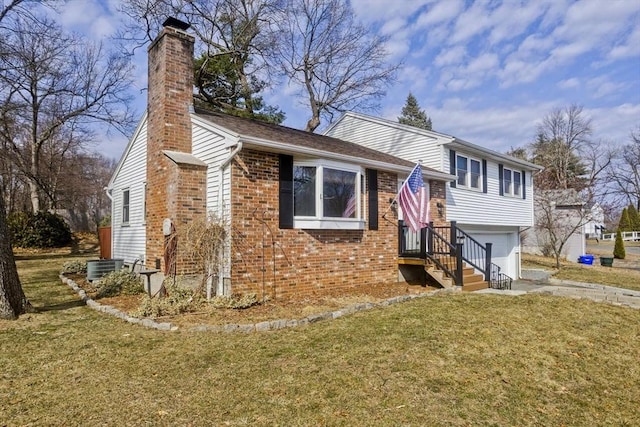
[429,181,447,226]
[228,149,407,299]
[145,23,205,274]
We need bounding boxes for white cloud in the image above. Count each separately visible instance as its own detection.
[350,0,430,25]
[487,2,547,45]
[58,0,115,40]
[557,78,580,90]
[467,53,498,73]
[415,0,464,28]
[449,1,493,45]
[585,76,627,99]
[608,25,640,60]
[434,45,466,67]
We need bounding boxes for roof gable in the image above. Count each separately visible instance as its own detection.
[329,111,542,171]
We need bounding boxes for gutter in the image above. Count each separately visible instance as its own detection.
[239,136,455,182]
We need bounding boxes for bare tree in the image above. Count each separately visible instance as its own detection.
[118,0,284,121]
[532,190,593,269]
[532,105,592,190]
[606,127,640,210]
[0,0,38,319]
[57,153,116,232]
[0,14,134,212]
[274,0,399,132]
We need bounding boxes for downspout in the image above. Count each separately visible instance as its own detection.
[217,142,243,217]
[214,142,243,297]
[103,187,114,260]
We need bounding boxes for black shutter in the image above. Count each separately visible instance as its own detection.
[367,169,378,230]
[279,154,294,229]
[449,149,456,188]
[522,170,526,199]
[482,159,488,193]
[498,164,504,196]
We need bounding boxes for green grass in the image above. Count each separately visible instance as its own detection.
[1,252,639,425]
[523,241,640,292]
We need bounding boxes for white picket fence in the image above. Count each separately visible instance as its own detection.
[600,231,640,241]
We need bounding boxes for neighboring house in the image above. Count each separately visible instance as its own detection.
[324,112,543,280]
[584,202,605,239]
[522,189,588,262]
[107,19,457,299]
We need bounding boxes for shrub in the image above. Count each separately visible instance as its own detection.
[99,215,111,227]
[211,293,258,309]
[132,280,202,318]
[96,269,144,298]
[61,260,87,274]
[8,211,72,248]
[613,230,626,259]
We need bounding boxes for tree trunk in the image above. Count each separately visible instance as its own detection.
[28,176,40,213]
[0,189,29,319]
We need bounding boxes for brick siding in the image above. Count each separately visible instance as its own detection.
[145,25,206,274]
[228,149,410,299]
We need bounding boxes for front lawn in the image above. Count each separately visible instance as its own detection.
[523,241,640,292]
[1,251,639,425]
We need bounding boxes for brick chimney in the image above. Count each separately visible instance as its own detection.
[146,18,207,275]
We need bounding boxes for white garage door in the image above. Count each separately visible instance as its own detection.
[465,232,515,279]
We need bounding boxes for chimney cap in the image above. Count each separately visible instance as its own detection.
[162,17,190,31]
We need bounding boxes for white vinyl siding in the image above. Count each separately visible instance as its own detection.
[111,120,147,263]
[324,114,443,169]
[447,158,533,227]
[190,119,230,218]
[460,227,520,279]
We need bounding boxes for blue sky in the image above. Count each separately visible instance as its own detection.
[56,0,640,160]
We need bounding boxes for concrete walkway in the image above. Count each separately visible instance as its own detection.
[475,270,640,309]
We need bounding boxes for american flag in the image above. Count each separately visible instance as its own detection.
[342,192,356,218]
[398,164,429,232]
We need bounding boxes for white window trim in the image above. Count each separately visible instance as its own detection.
[503,168,522,197]
[293,159,365,230]
[122,188,130,226]
[456,154,483,191]
[142,182,147,225]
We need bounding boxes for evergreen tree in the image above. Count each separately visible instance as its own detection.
[626,203,640,230]
[613,229,626,259]
[618,208,631,232]
[398,93,432,130]
[194,53,285,124]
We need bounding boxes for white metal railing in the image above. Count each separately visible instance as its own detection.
[600,231,640,241]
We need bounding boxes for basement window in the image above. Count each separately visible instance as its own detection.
[293,160,364,230]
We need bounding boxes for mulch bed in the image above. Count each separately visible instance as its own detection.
[64,273,437,328]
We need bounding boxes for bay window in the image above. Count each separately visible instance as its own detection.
[292,160,364,229]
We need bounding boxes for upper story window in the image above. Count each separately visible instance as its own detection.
[293,160,363,229]
[122,188,130,225]
[456,155,482,190]
[502,168,522,197]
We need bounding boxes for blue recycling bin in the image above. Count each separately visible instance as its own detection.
[578,254,594,265]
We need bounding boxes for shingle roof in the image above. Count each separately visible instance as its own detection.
[194,109,445,175]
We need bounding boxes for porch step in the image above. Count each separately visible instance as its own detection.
[425,266,453,288]
[462,269,489,292]
[462,280,490,292]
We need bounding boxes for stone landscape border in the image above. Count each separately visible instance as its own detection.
[60,274,459,332]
